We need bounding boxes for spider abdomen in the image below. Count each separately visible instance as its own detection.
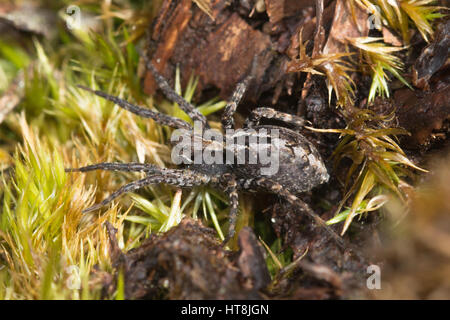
[232,125,329,194]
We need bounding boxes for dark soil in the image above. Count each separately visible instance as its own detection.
[102,218,368,299]
[102,218,271,299]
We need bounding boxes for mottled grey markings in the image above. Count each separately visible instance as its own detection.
[145,57,208,129]
[245,107,306,129]
[77,85,192,130]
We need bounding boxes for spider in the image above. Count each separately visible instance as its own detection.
[67,57,344,248]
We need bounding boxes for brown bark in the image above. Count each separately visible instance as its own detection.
[144,0,273,100]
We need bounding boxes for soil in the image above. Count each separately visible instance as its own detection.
[102,219,271,299]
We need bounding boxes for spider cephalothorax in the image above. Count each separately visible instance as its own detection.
[68,57,344,248]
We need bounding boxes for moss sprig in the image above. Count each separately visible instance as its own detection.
[308,109,426,235]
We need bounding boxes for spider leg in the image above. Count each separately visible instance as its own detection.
[221,174,239,246]
[77,85,192,130]
[83,170,211,213]
[221,75,252,130]
[246,177,345,250]
[144,56,209,129]
[244,107,306,129]
[65,162,162,173]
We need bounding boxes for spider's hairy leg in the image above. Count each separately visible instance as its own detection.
[221,174,239,246]
[221,53,264,130]
[283,190,346,249]
[251,178,345,250]
[65,162,162,173]
[143,56,209,128]
[221,75,252,130]
[82,170,211,213]
[244,108,306,129]
[77,85,192,130]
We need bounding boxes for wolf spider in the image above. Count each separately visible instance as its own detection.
[67,58,344,248]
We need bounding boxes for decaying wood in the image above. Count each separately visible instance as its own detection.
[265,0,316,25]
[144,0,273,100]
[145,0,368,106]
[382,27,402,47]
[322,0,369,55]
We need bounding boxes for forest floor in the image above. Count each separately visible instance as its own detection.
[0,0,448,300]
